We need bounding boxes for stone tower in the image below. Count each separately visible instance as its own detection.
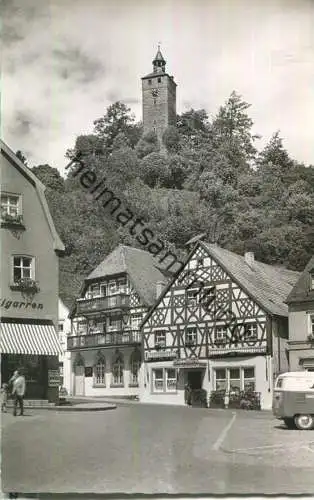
[141,47,177,145]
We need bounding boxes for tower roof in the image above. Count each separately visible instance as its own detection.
[153,47,166,64]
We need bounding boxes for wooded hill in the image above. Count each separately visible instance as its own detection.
[29,92,314,309]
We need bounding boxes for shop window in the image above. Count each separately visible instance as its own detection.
[243,367,255,391]
[244,322,258,340]
[152,368,177,393]
[185,327,197,345]
[165,368,177,391]
[12,255,34,282]
[130,349,141,386]
[214,366,256,392]
[215,368,227,390]
[229,368,241,392]
[94,356,106,386]
[112,352,124,386]
[152,368,164,392]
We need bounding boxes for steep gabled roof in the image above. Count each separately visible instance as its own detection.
[201,243,300,317]
[86,245,167,306]
[1,140,64,253]
[141,242,300,328]
[285,255,314,304]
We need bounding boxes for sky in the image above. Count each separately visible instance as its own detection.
[2,0,314,175]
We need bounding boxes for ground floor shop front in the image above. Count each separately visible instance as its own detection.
[0,319,62,403]
[140,354,274,410]
[70,346,142,397]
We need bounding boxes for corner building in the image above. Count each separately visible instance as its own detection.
[286,255,314,371]
[68,245,167,397]
[142,48,177,145]
[0,141,64,402]
[140,241,300,410]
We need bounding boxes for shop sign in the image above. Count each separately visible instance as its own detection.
[48,370,60,387]
[145,349,177,361]
[0,297,43,310]
[173,358,207,369]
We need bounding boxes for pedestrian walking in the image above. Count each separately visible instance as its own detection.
[184,383,192,406]
[224,391,229,409]
[12,369,26,416]
[1,383,9,412]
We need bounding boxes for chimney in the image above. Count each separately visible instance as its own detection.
[244,252,255,268]
[156,281,165,299]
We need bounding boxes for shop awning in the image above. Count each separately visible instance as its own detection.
[0,321,63,356]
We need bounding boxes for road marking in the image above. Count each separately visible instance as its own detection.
[212,412,236,451]
[224,440,314,454]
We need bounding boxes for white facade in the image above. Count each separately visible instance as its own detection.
[58,298,72,393]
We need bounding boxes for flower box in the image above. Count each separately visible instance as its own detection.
[11,278,40,294]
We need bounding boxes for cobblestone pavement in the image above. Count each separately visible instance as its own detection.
[2,404,314,495]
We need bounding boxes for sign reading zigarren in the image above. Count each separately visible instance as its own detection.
[0,298,44,310]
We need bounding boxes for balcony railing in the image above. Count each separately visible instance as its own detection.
[67,329,141,349]
[76,293,130,315]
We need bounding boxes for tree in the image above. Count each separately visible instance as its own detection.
[31,164,65,191]
[93,101,140,151]
[16,150,28,166]
[135,131,160,159]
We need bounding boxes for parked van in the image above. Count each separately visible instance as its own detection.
[273,371,314,430]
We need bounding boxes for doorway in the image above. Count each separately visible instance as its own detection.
[187,370,202,389]
[74,357,85,396]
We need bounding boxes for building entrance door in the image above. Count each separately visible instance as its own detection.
[187,370,202,389]
[74,364,85,396]
[187,370,205,407]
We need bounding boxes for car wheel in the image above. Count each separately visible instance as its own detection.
[294,414,314,430]
[283,418,296,429]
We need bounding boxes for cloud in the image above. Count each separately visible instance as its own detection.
[2,0,314,173]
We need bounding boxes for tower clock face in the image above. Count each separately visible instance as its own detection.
[151,88,159,98]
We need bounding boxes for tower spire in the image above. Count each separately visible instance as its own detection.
[153,45,166,73]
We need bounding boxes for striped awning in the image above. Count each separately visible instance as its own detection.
[0,321,63,356]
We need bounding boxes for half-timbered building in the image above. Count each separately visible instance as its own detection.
[140,241,300,409]
[67,245,166,397]
[286,255,314,372]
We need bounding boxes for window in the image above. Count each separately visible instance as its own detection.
[13,256,33,282]
[152,368,177,393]
[77,321,87,335]
[154,330,166,346]
[307,314,314,338]
[94,356,106,385]
[131,313,142,329]
[229,368,241,392]
[152,369,164,392]
[108,281,118,295]
[243,367,255,391]
[158,77,161,83]
[148,79,152,85]
[186,289,199,306]
[130,350,141,385]
[185,327,197,345]
[112,352,124,385]
[108,316,121,331]
[58,322,64,333]
[215,368,227,391]
[1,193,20,217]
[214,326,227,343]
[214,366,256,392]
[244,323,258,340]
[117,277,128,294]
[196,257,204,267]
[310,273,314,290]
[165,368,177,391]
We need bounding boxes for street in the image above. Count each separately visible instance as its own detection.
[2,402,314,495]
